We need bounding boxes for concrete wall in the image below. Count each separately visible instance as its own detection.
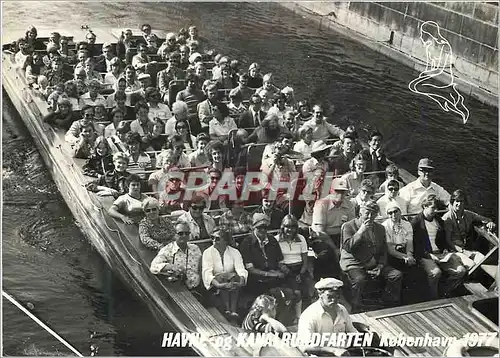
[281,2,498,106]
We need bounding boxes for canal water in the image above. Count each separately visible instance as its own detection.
[2,1,498,356]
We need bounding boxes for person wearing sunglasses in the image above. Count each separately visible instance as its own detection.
[140,23,159,53]
[150,222,202,290]
[157,32,178,59]
[378,164,405,194]
[382,201,416,274]
[177,193,216,242]
[399,158,451,215]
[299,104,344,142]
[202,229,247,321]
[376,179,408,218]
[175,119,196,151]
[108,173,148,225]
[139,197,176,251]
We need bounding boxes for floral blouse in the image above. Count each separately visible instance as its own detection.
[150,242,202,289]
[138,216,176,251]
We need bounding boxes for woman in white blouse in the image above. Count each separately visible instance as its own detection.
[202,229,247,320]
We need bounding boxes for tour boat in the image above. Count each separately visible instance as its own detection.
[2,26,498,357]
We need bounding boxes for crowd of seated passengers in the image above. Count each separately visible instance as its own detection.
[15,25,497,324]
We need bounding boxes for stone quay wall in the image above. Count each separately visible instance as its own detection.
[280,2,498,106]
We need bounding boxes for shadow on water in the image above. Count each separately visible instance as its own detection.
[2,91,195,356]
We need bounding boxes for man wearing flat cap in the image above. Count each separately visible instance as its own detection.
[239,213,289,295]
[399,158,451,215]
[298,278,357,355]
[340,199,403,312]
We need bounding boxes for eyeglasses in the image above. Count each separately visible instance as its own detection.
[176,231,190,235]
[145,207,159,213]
[387,210,399,215]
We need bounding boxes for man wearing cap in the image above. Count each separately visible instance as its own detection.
[350,179,376,215]
[311,178,355,279]
[382,201,416,272]
[150,222,202,290]
[298,278,357,355]
[300,104,345,141]
[239,213,288,295]
[302,140,333,197]
[340,200,403,312]
[399,158,451,215]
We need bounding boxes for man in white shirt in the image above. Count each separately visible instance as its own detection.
[399,158,451,215]
[300,104,344,141]
[79,79,105,107]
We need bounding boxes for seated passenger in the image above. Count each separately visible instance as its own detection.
[15,37,32,70]
[24,25,38,49]
[443,189,495,269]
[276,215,313,324]
[73,124,97,159]
[340,200,403,312]
[63,80,81,111]
[26,53,47,85]
[350,179,376,213]
[293,127,314,160]
[300,104,344,141]
[177,193,216,241]
[79,79,105,107]
[256,88,272,113]
[158,168,186,214]
[358,130,388,187]
[342,154,367,196]
[125,132,151,170]
[247,62,263,89]
[260,142,296,193]
[378,164,405,193]
[165,101,189,136]
[242,295,287,333]
[44,55,65,87]
[227,88,246,119]
[104,57,123,88]
[116,29,135,60]
[209,102,237,142]
[382,202,416,272]
[139,197,176,251]
[82,136,114,177]
[172,119,196,152]
[330,125,362,156]
[219,199,252,236]
[107,121,130,154]
[149,148,176,196]
[157,32,178,59]
[377,179,408,217]
[198,82,220,133]
[43,97,77,130]
[235,73,254,102]
[295,100,312,125]
[123,65,143,103]
[187,25,204,52]
[188,133,211,167]
[59,36,76,64]
[215,66,234,90]
[411,194,466,299]
[298,278,356,356]
[311,178,354,279]
[246,114,281,144]
[145,87,172,122]
[281,86,295,110]
[205,140,228,172]
[86,152,130,197]
[94,42,115,73]
[176,73,205,135]
[150,221,202,290]
[83,58,104,84]
[193,62,208,89]
[47,83,67,112]
[331,132,357,176]
[211,55,228,80]
[239,213,288,296]
[239,94,267,129]
[178,45,190,70]
[156,135,190,169]
[251,189,286,230]
[130,101,153,137]
[137,73,152,97]
[146,122,167,151]
[280,110,298,138]
[302,140,333,198]
[104,108,125,138]
[140,23,160,53]
[108,173,148,224]
[73,49,89,76]
[399,158,451,215]
[65,105,97,144]
[84,30,100,57]
[202,229,248,320]
[255,73,280,97]
[267,93,288,123]
[203,168,226,211]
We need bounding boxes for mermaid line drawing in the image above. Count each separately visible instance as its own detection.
[408,21,470,124]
